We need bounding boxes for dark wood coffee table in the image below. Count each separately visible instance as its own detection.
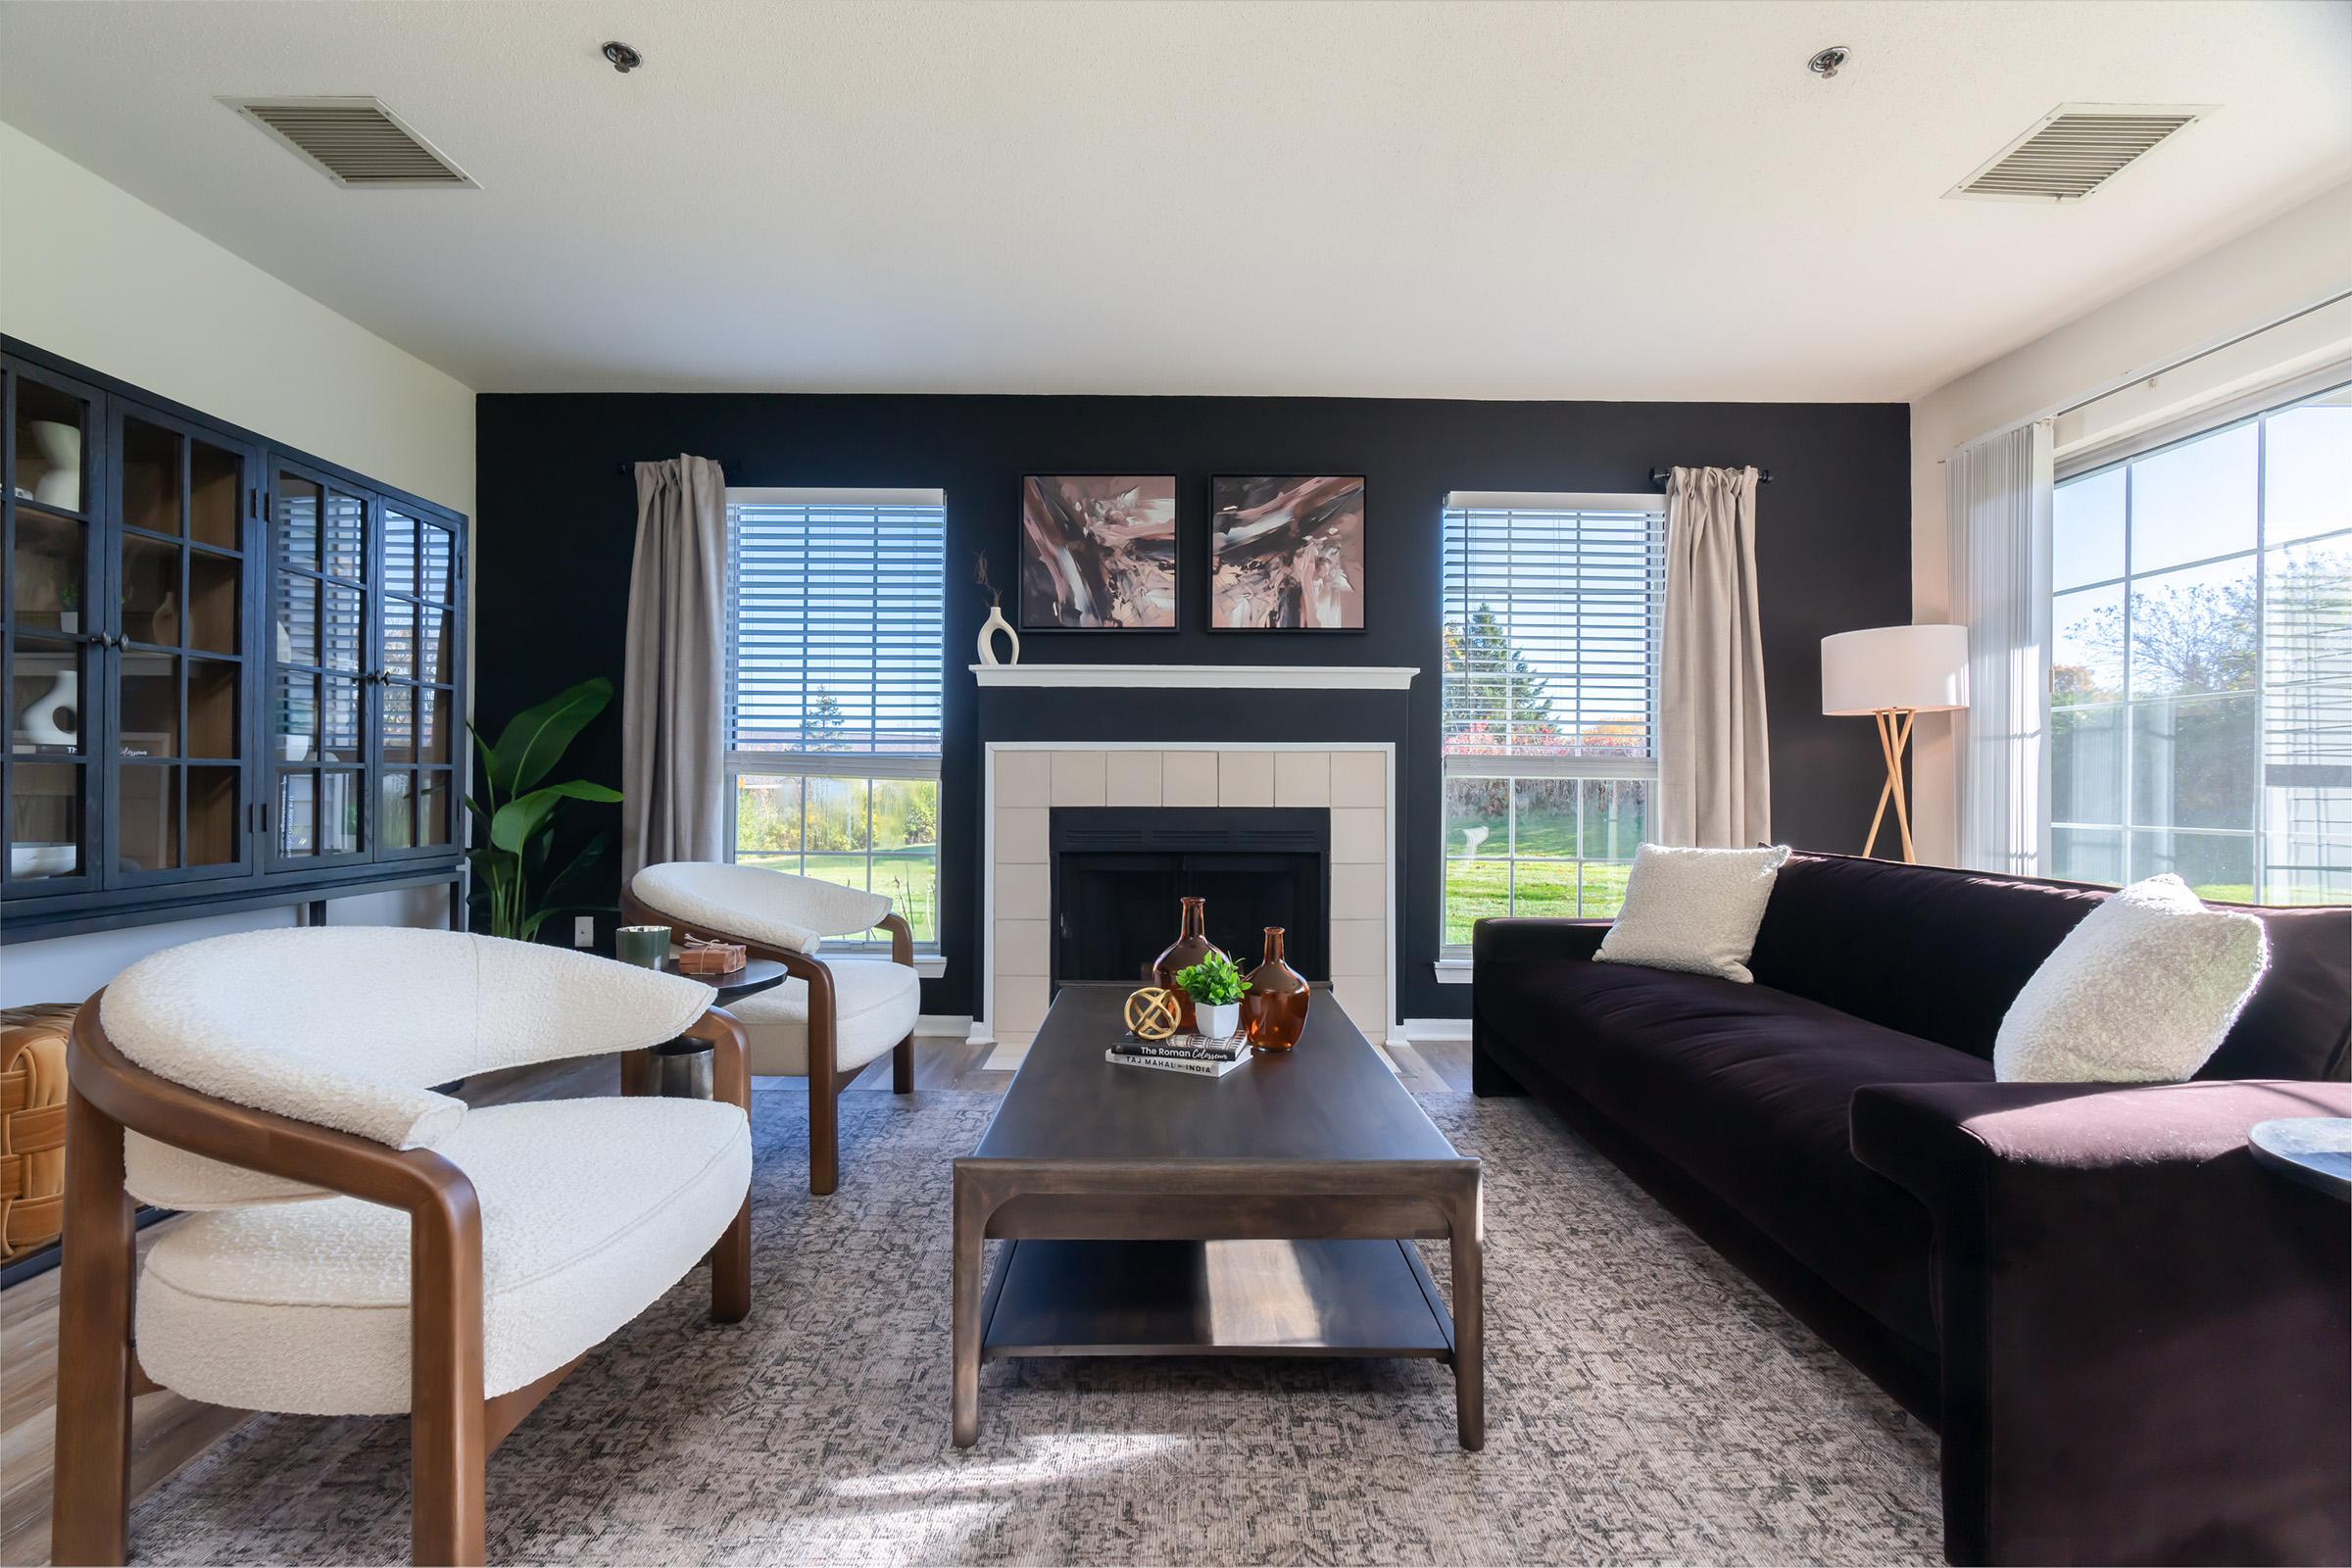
[951,983,1484,1448]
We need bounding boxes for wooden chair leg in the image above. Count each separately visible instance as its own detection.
[711,1196,751,1323]
[892,1033,914,1094]
[808,1005,840,1197]
[409,1191,486,1567]
[51,1087,135,1568]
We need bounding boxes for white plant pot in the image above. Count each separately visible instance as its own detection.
[21,671,77,747]
[976,604,1020,666]
[282,735,313,762]
[1195,1001,1240,1042]
[27,420,81,511]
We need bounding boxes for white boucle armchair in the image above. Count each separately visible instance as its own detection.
[622,861,920,1196]
[51,928,754,1568]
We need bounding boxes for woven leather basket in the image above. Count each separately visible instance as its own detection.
[1,1003,74,1263]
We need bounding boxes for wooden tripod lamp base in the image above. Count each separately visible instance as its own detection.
[1821,624,1970,867]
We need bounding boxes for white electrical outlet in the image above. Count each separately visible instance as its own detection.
[573,916,596,948]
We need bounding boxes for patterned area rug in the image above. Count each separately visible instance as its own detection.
[127,1084,1941,1564]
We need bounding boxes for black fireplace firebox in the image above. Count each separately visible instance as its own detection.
[1050,808,1330,987]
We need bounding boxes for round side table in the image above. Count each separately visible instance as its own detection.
[2248,1116,2352,1203]
[651,956,788,1099]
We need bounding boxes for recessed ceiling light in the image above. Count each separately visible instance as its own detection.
[1808,46,1849,79]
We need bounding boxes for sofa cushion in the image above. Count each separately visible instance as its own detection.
[1745,854,2350,1080]
[1480,956,1991,1348]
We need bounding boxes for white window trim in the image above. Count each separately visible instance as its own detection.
[724,486,947,971]
[1438,491,1666,960]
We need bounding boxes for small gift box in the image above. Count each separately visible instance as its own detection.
[674,937,748,976]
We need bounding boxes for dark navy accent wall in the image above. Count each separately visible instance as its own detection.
[473,394,1910,1020]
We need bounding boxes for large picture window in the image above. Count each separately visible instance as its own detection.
[1441,493,1665,951]
[726,488,946,953]
[2049,382,2351,905]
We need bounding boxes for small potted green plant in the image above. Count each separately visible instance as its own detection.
[1174,950,1251,1042]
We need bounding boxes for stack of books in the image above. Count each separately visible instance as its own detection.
[1105,1032,1250,1079]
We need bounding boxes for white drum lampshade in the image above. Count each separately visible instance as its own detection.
[1820,624,1970,716]
[1819,624,1970,863]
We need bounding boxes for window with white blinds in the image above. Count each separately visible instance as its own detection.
[1440,493,1666,946]
[727,492,946,762]
[725,489,946,952]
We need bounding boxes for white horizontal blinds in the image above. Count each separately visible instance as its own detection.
[728,499,945,762]
[1441,499,1665,769]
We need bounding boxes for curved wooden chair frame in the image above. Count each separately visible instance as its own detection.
[50,994,753,1568]
[618,887,916,1197]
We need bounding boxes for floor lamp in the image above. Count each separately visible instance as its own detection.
[1821,625,1970,863]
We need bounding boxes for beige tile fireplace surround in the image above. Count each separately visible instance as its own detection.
[978,742,1397,1063]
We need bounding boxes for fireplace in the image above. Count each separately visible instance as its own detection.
[1051,808,1329,987]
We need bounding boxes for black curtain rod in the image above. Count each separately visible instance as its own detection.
[1651,466,1772,486]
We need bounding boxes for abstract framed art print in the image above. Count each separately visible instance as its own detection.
[1209,475,1366,630]
[1019,475,1178,630]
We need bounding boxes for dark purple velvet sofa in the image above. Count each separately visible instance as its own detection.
[1470,852,2351,1566]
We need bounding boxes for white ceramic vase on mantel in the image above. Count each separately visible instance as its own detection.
[977,604,1020,666]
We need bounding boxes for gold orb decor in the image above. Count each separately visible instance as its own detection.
[1125,986,1182,1042]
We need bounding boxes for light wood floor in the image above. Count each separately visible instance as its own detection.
[0,1035,1463,1565]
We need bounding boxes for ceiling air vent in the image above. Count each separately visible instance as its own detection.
[224,96,474,188]
[1947,104,2210,203]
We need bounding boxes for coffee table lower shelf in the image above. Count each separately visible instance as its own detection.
[978,1238,1457,1360]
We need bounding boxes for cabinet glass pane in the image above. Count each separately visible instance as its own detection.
[119,763,177,872]
[187,765,239,866]
[322,585,364,672]
[419,771,452,846]
[8,761,82,878]
[320,769,361,855]
[275,672,318,760]
[121,653,178,758]
[276,474,320,570]
[419,688,450,764]
[10,640,83,755]
[189,657,239,759]
[323,490,366,580]
[320,676,362,761]
[381,681,414,762]
[380,770,414,849]
[275,572,318,665]
[383,510,417,597]
[122,536,180,647]
[11,509,86,631]
[278,771,316,856]
[190,439,242,550]
[382,599,416,681]
[421,603,451,683]
[421,522,456,604]
[121,418,181,536]
[189,552,239,655]
[14,380,88,514]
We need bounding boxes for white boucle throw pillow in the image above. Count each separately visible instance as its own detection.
[1592,844,1792,984]
[1995,874,2269,1083]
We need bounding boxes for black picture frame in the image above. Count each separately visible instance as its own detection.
[1207,474,1367,633]
[1018,474,1180,632]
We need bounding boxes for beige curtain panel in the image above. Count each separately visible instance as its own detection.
[622,455,730,878]
[1657,466,1772,848]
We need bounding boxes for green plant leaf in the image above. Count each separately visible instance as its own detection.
[485,677,613,795]
[540,831,613,910]
[489,779,623,855]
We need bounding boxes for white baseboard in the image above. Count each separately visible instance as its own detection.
[1402,1017,1472,1044]
[981,1041,1028,1070]
[917,1013,971,1040]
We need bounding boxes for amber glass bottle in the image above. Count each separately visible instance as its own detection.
[1243,925,1310,1051]
[1150,896,1224,1033]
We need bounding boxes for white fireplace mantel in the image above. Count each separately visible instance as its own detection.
[970,663,1417,691]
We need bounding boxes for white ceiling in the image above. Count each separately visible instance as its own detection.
[2,0,2347,402]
